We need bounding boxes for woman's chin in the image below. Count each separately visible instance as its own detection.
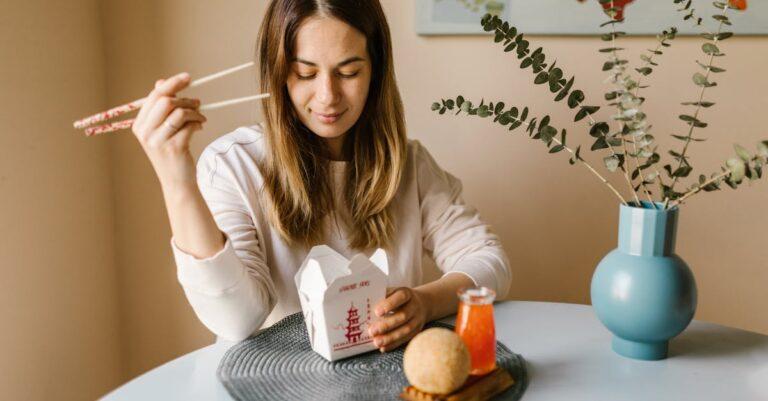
[308,123,352,140]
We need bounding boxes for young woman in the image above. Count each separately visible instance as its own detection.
[132,0,511,352]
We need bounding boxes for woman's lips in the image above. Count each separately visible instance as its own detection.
[315,110,345,124]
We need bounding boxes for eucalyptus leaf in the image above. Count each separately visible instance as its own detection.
[592,137,609,151]
[554,77,575,102]
[693,72,709,86]
[539,115,551,129]
[575,106,600,122]
[604,155,620,172]
[534,71,549,84]
[679,114,708,128]
[758,142,768,158]
[672,134,706,142]
[673,165,693,177]
[568,90,585,109]
[702,43,722,55]
[681,101,715,108]
[726,158,746,182]
[734,144,751,161]
[549,144,565,153]
[636,67,653,76]
[590,122,610,138]
[712,14,731,25]
[540,126,557,143]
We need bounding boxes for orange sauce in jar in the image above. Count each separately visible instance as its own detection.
[455,287,496,376]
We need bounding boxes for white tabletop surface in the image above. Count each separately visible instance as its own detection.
[100,301,768,400]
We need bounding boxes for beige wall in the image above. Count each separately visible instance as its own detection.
[99,0,273,381]
[0,1,122,400]
[3,1,767,399]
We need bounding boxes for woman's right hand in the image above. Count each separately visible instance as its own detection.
[132,72,207,191]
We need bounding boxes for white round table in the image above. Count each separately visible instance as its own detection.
[100,301,768,400]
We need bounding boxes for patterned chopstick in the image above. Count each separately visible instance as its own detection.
[83,93,271,136]
[73,61,255,129]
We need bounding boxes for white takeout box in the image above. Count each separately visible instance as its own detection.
[294,245,388,361]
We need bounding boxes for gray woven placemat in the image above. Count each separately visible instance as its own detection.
[217,312,527,401]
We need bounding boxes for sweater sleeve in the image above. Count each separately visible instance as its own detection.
[415,140,512,298]
[170,147,277,342]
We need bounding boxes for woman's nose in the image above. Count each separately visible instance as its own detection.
[315,74,340,106]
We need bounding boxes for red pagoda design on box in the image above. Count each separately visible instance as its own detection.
[345,302,363,343]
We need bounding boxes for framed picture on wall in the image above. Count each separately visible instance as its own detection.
[416,0,768,36]
[415,0,512,35]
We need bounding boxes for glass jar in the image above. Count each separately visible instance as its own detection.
[454,286,496,376]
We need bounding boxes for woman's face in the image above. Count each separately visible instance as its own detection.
[286,16,372,146]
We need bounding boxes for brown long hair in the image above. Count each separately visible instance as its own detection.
[256,0,407,250]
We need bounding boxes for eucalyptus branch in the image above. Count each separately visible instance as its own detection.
[603,0,643,206]
[671,0,713,35]
[633,28,678,94]
[481,14,603,128]
[669,170,731,207]
[662,3,732,208]
[572,100,629,194]
[630,27,678,195]
[669,140,768,207]
[431,96,628,205]
[482,13,628,196]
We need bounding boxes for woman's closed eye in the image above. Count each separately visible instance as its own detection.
[295,71,360,80]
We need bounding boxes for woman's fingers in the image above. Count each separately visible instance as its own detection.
[375,316,421,352]
[169,121,204,152]
[368,287,429,352]
[165,106,206,131]
[149,107,206,145]
[147,72,190,105]
[368,302,415,337]
[134,96,198,136]
[135,73,189,128]
[142,97,201,133]
[374,287,412,317]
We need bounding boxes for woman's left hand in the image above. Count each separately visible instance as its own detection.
[368,287,430,352]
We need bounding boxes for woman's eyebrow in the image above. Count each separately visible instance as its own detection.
[293,56,366,67]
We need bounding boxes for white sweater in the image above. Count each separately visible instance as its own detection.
[170,124,512,342]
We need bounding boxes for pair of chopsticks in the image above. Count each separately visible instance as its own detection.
[73,61,270,136]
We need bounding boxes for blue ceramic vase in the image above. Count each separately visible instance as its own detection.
[591,202,697,360]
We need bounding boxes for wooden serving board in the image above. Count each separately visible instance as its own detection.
[400,368,515,401]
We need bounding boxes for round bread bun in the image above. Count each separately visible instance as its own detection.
[403,327,471,395]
